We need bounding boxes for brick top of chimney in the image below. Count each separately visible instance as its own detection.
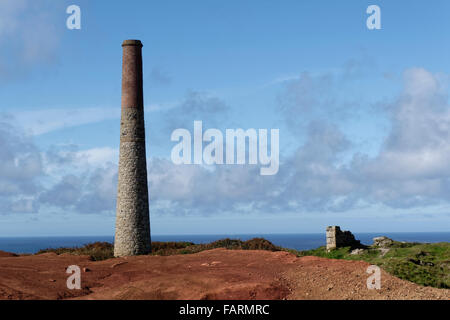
[122,39,143,47]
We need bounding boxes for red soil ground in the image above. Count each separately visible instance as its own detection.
[0,248,448,300]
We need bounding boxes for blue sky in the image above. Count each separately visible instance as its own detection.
[1,0,450,236]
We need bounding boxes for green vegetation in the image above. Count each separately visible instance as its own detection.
[36,237,281,261]
[37,242,114,261]
[37,237,449,289]
[152,237,281,255]
[297,242,450,289]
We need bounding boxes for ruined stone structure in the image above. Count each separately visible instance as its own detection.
[326,226,361,251]
[114,40,151,257]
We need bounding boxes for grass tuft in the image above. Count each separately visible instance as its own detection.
[37,242,114,261]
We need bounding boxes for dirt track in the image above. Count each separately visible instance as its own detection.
[0,248,448,300]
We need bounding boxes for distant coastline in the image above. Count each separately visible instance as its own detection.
[0,232,449,254]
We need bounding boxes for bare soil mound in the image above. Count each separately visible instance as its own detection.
[0,251,18,258]
[0,249,448,300]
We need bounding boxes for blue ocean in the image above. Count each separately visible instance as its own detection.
[0,232,448,254]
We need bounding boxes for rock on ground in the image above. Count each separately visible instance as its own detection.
[373,236,395,247]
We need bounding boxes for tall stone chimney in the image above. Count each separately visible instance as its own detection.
[114,40,151,257]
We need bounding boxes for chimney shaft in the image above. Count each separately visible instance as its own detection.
[114,40,151,257]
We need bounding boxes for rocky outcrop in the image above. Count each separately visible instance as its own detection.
[372,236,394,248]
[350,248,365,255]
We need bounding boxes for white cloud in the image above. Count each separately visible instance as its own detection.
[354,68,450,207]
[2,67,450,217]
[0,115,42,214]
[12,107,120,136]
[0,0,27,37]
[0,0,63,78]
[72,147,119,168]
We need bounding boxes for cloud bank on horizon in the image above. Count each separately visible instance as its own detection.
[2,67,450,217]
